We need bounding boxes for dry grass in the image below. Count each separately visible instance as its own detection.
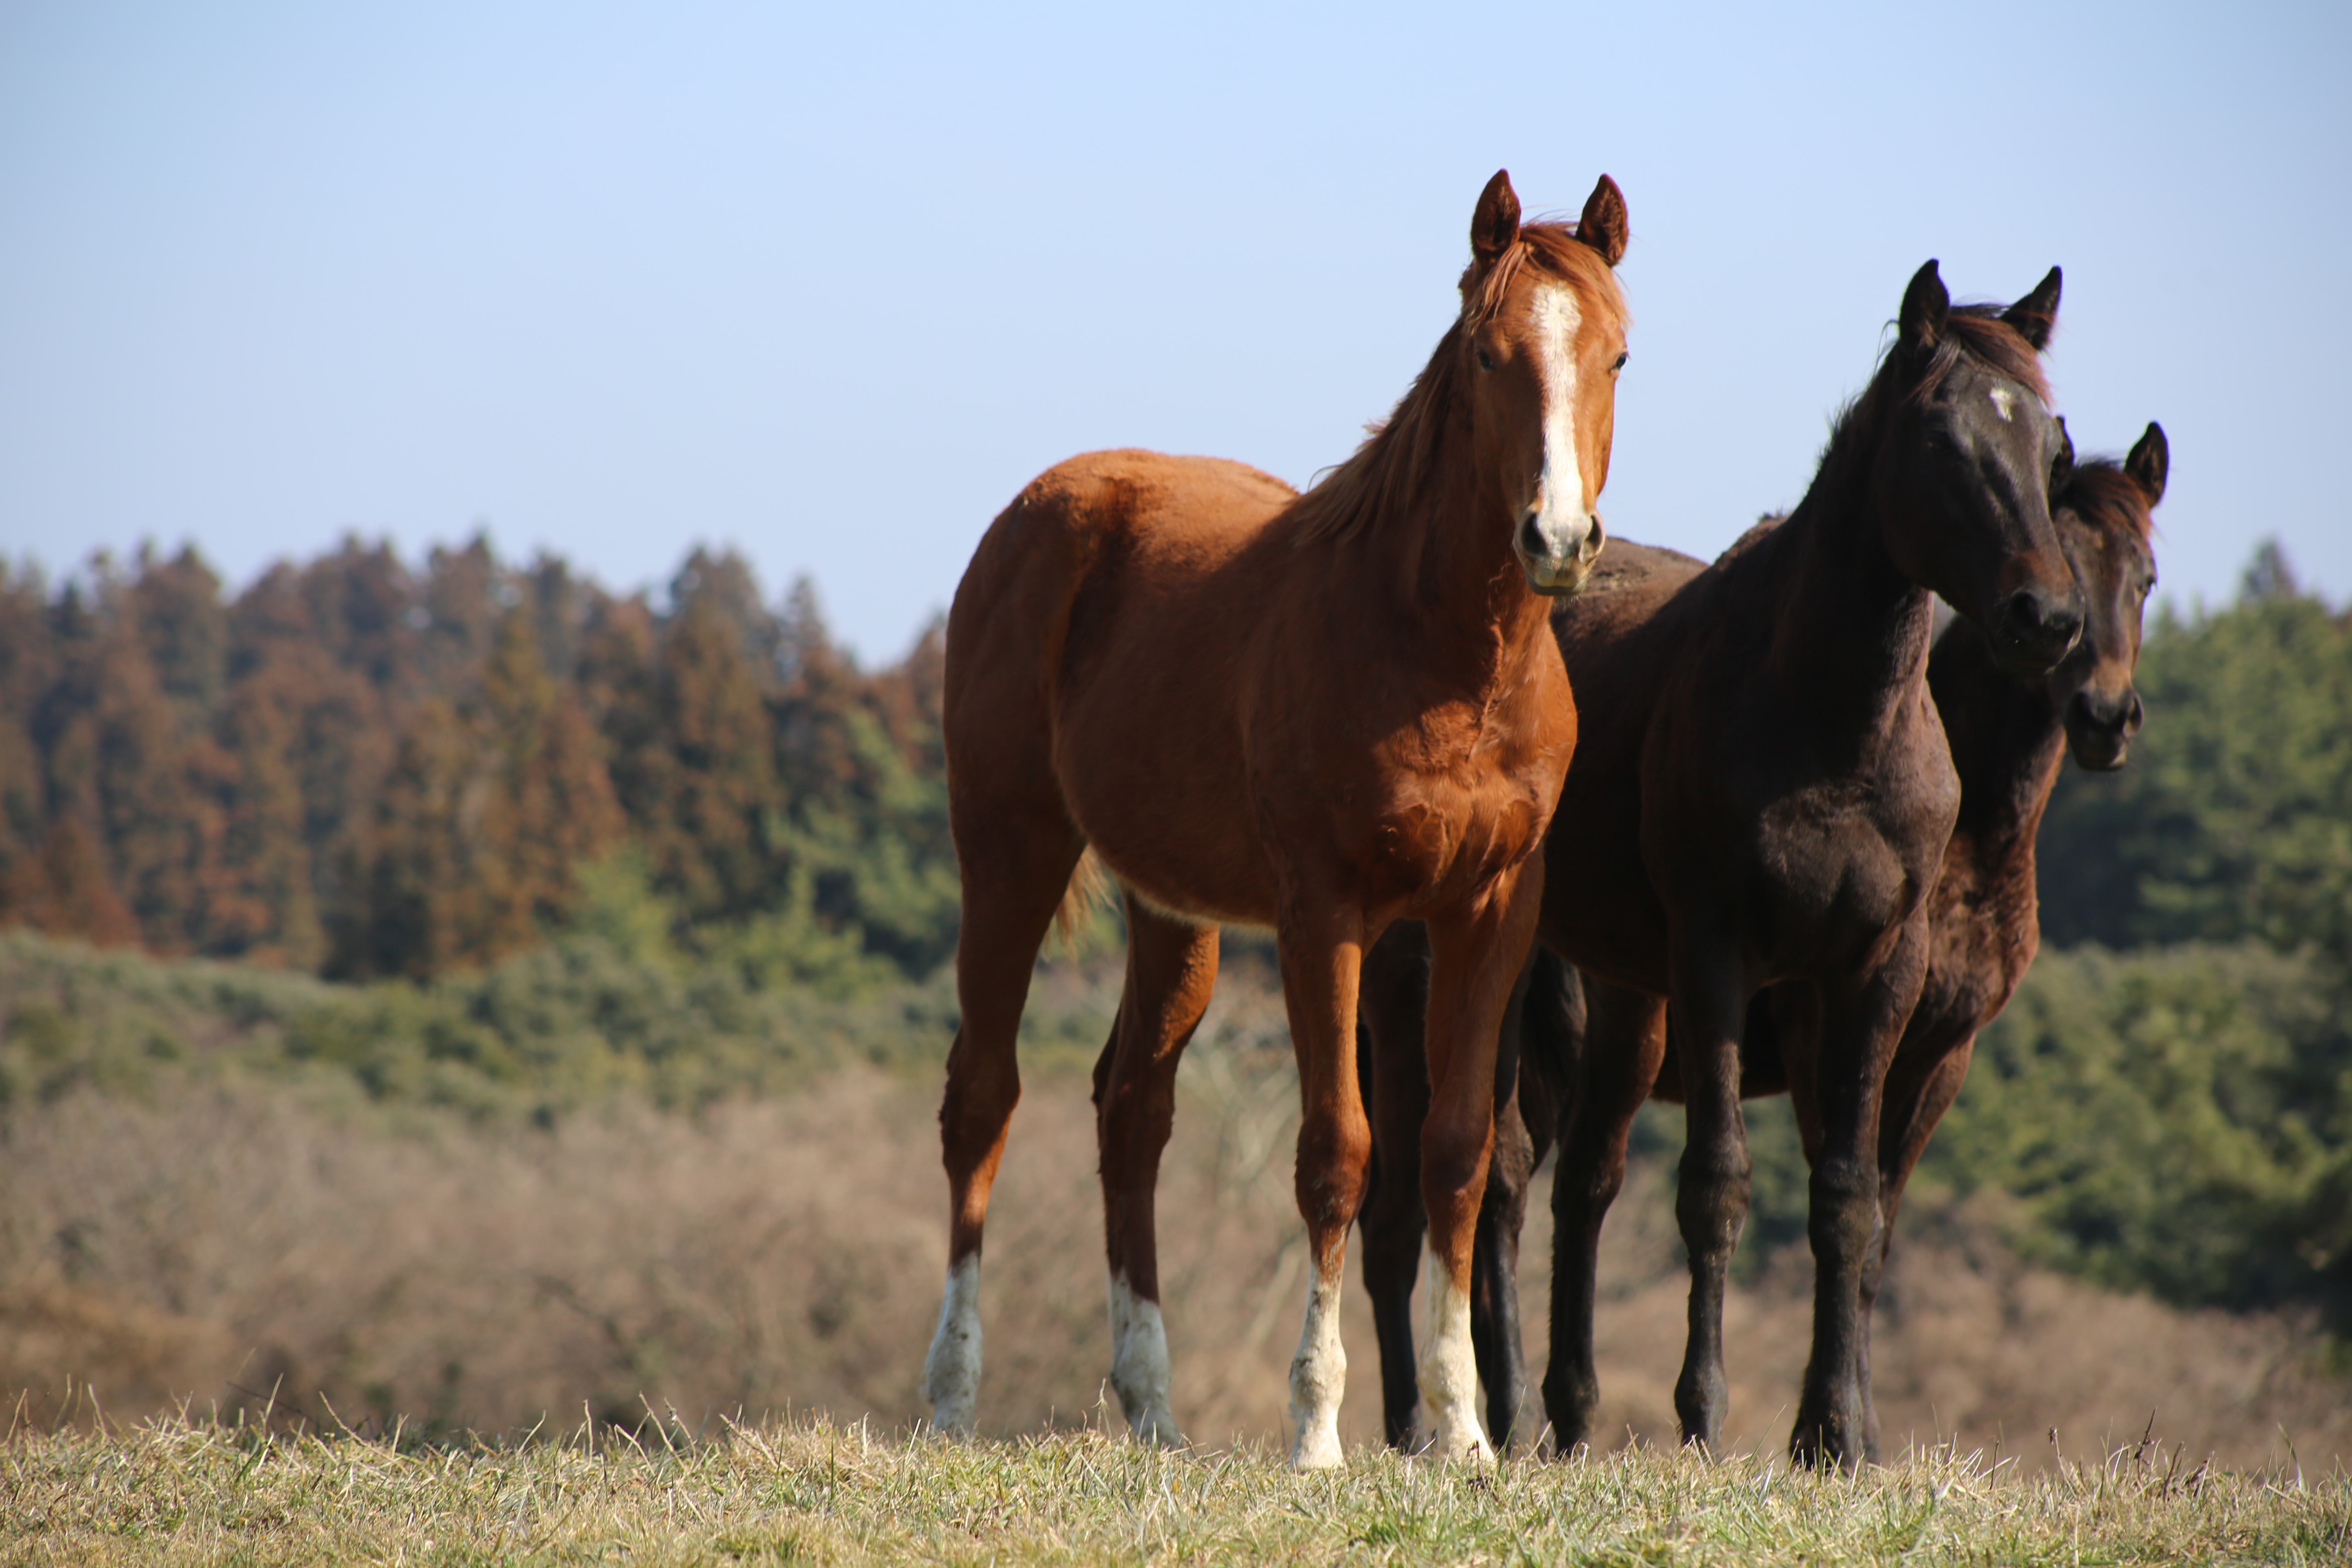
[3,1410,2346,1566]
[2,960,2346,1476]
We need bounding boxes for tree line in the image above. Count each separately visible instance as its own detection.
[0,538,956,984]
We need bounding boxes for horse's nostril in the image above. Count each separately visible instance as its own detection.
[1519,512,1548,558]
[1999,588,2083,668]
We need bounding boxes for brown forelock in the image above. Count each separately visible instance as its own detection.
[1824,301,2055,462]
[2060,458,2158,545]
[1911,303,2052,407]
[1293,224,1627,548]
[1463,222,1629,330]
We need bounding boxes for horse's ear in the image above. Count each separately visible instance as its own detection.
[1899,260,1949,361]
[2001,266,2063,351]
[2051,415,2075,495]
[2126,421,2169,505]
[1575,174,1628,267]
[1471,169,1521,263]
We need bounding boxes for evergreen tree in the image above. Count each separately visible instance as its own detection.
[2038,541,2352,964]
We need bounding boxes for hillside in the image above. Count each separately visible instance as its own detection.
[1,536,2348,1459]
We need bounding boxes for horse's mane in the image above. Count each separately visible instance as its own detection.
[1292,223,1628,548]
[2060,457,2158,545]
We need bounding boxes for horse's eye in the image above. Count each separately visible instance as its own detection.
[1475,347,1495,372]
[1611,352,1629,372]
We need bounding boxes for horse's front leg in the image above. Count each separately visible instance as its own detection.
[1668,930,1754,1452]
[1277,902,1374,1471]
[1415,858,1546,1464]
[1788,912,1927,1469]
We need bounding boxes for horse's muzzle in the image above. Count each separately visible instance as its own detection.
[2064,686,2142,771]
[1519,511,1606,597]
[1989,584,2084,675]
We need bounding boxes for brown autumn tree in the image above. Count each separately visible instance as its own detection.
[332,609,622,979]
[0,815,139,947]
[0,561,59,891]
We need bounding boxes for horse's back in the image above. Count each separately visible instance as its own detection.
[988,448,1293,570]
[947,450,1293,702]
[1579,536,1708,598]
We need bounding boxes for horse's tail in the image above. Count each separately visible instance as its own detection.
[1053,846,1113,951]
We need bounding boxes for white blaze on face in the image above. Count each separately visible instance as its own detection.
[1106,1272,1179,1446]
[1989,385,2016,423]
[1525,280,1595,577]
[922,1254,984,1434]
[1415,1254,1495,1464]
[1287,1265,1348,1470]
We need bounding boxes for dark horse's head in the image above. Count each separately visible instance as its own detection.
[2047,421,2166,769]
[1459,169,1632,595]
[1872,262,2084,675]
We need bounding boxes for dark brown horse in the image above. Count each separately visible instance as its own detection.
[1359,423,2165,1457]
[1355,262,2084,1467]
[922,170,1631,1468]
[1727,420,2168,1455]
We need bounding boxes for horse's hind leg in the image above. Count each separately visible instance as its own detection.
[1856,1029,1973,1462]
[1356,922,1435,1450]
[923,805,1084,1435]
[1092,894,1219,1446]
[1471,1059,1536,1450]
[1470,1095,1534,1448]
[1542,975,1667,1451]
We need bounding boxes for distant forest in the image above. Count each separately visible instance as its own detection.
[0,538,956,986]
[1,535,2349,1331]
[6,535,2347,988]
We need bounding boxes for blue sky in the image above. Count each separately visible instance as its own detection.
[2,1,2345,662]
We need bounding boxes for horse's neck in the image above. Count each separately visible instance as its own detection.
[1766,476,1938,744]
[1390,453,1551,696]
[1929,625,2068,846]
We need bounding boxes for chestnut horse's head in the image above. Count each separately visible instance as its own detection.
[1460,170,1631,596]
[1873,262,2085,675]
[2048,421,2165,770]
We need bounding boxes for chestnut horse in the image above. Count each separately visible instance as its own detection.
[1354,263,2084,1468]
[1358,422,2165,1455]
[921,170,1630,1468]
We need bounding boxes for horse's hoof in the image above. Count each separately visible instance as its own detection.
[1130,1405,1183,1448]
[1430,1433,1495,1468]
[1290,1421,1345,1471]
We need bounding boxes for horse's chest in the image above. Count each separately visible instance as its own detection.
[1370,795,1538,899]
[1920,839,2041,1024]
[1738,766,1954,965]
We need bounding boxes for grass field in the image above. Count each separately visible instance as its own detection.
[5,1408,2346,1566]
